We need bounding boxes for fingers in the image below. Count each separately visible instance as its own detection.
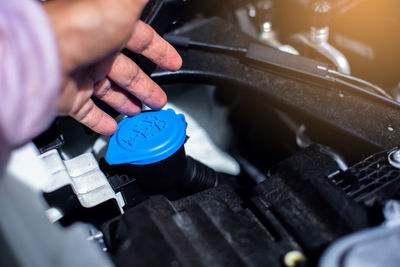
[93,78,142,115]
[108,53,167,109]
[126,20,182,71]
[70,98,118,135]
[66,74,117,135]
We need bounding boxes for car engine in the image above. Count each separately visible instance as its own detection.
[1,0,400,266]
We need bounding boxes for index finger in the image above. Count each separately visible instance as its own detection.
[126,20,182,72]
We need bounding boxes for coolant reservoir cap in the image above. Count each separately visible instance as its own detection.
[106,109,187,165]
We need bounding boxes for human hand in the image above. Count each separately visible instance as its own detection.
[44,0,182,135]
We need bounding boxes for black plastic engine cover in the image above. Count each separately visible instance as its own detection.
[100,146,377,267]
[251,145,370,263]
[102,185,301,267]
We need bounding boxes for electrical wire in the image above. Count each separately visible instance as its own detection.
[188,41,248,55]
[164,34,394,101]
[328,69,393,100]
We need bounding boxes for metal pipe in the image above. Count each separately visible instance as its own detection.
[292,27,351,75]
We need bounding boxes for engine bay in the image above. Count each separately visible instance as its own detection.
[2,1,400,266]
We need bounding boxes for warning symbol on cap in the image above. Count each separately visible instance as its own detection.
[122,116,166,147]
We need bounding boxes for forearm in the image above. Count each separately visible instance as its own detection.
[0,0,61,159]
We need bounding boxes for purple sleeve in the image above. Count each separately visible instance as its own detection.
[0,0,61,159]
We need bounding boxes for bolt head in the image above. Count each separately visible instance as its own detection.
[393,150,400,162]
[388,149,400,169]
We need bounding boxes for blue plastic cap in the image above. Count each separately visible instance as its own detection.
[105,109,187,165]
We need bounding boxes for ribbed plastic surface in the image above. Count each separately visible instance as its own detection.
[328,149,400,204]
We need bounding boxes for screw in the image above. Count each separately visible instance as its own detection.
[393,150,400,162]
[388,149,400,169]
